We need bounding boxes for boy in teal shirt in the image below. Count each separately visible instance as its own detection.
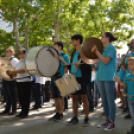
[115,57,134,134]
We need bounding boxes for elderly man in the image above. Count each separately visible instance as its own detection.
[0,47,19,115]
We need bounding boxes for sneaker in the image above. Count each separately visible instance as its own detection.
[67,117,79,125]
[125,113,131,119]
[82,117,90,127]
[97,120,109,128]
[8,111,17,115]
[19,114,28,119]
[55,114,63,122]
[104,122,115,131]
[48,113,59,121]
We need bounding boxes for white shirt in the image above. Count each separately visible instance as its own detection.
[35,77,42,84]
[41,77,51,84]
[35,77,51,84]
[10,56,19,68]
[15,60,32,82]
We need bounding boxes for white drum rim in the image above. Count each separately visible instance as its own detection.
[24,46,43,76]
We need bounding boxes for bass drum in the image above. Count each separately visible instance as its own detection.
[24,46,60,77]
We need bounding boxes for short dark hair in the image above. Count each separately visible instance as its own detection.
[54,41,64,50]
[71,34,83,44]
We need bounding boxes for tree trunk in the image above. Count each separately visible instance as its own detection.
[53,20,60,43]
[25,18,30,50]
[13,17,21,56]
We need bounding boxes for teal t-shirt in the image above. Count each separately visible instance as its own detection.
[124,74,134,101]
[98,44,116,81]
[71,50,82,78]
[58,52,70,77]
[119,68,126,80]
[125,51,134,75]
[95,65,99,80]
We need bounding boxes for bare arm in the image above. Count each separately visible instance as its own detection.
[7,69,25,76]
[92,45,111,65]
[95,50,111,65]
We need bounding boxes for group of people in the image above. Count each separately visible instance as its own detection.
[0,32,134,134]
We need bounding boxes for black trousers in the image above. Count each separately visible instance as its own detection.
[33,83,42,108]
[17,82,32,115]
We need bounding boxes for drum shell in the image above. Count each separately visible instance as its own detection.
[55,74,81,97]
[24,46,60,77]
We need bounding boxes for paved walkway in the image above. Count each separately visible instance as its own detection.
[0,99,132,134]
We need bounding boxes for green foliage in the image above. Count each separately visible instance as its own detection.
[0,0,134,56]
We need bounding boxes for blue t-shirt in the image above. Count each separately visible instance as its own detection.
[71,50,82,78]
[58,52,70,77]
[125,51,134,75]
[124,74,134,101]
[98,44,116,81]
[119,68,126,80]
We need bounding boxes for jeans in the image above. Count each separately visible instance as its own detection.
[98,81,116,121]
[94,80,99,106]
[2,80,17,112]
[128,101,134,127]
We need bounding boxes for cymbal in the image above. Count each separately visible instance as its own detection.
[80,50,99,64]
[82,37,103,59]
[0,57,11,65]
[0,57,16,81]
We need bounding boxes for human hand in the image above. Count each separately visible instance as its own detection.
[74,63,80,68]
[91,45,97,53]
[57,56,62,61]
[114,77,120,83]
[64,67,68,74]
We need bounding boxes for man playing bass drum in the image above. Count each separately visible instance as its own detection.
[49,42,70,121]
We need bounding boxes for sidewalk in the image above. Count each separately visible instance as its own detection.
[0,99,131,134]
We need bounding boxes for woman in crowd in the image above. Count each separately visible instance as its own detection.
[92,32,117,131]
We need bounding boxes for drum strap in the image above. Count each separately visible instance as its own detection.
[9,57,15,61]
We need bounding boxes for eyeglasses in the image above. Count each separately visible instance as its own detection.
[6,50,12,53]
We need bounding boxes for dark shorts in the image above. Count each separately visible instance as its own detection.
[72,77,87,95]
[50,80,62,99]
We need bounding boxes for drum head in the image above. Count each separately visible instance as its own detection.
[82,37,103,59]
[37,46,60,77]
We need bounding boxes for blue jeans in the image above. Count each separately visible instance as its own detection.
[2,80,17,112]
[128,100,134,127]
[94,80,99,106]
[98,81,116,121]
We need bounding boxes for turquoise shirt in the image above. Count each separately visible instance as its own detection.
[98,44,116,81]
[125,51,134,75]
[95,65,99,80]
[58,52,70,77]
[124,74,134,101]
[71,50,82,78]
[119,68,126,80]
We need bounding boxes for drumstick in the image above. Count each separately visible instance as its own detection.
[64,63,84,66]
